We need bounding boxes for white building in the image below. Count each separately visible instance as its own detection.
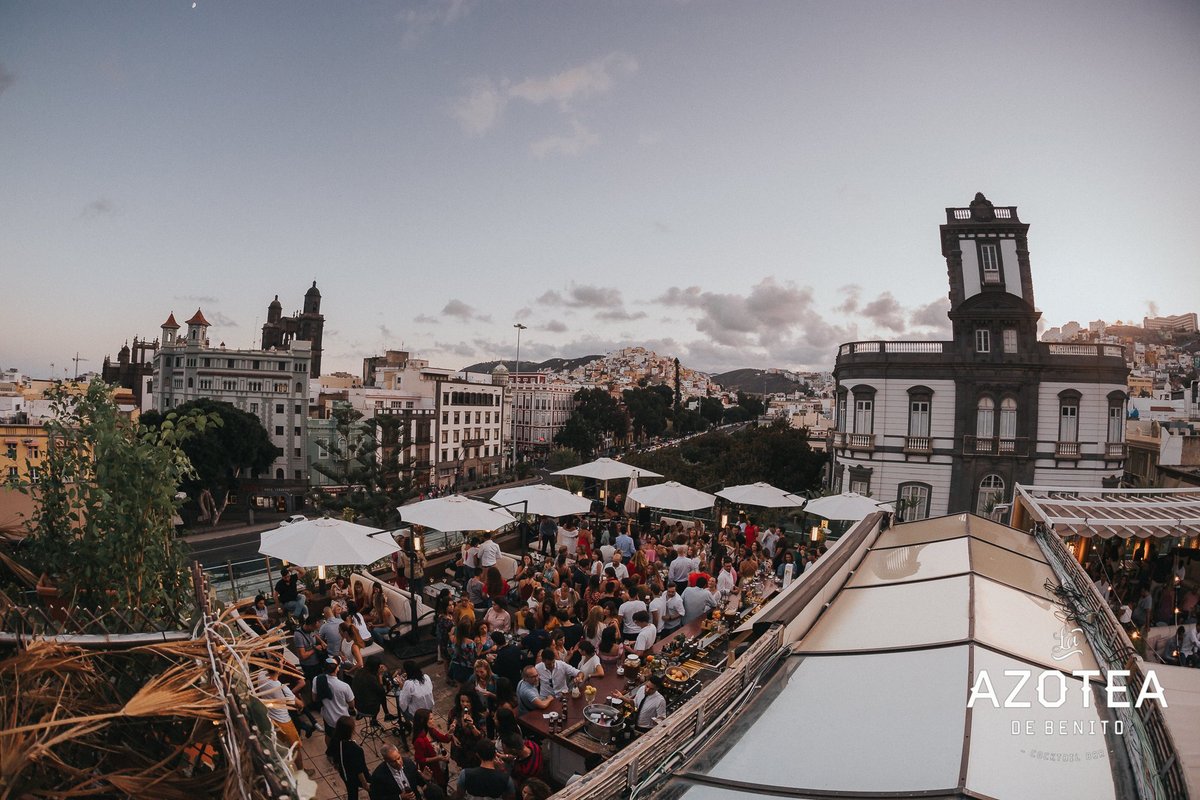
[151,310,311,505]
[507,369,577,457]
[831,194,1128,520]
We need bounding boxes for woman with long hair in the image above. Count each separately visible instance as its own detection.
[475,621,495,657]
[583,606,607,647]
[411,707,452,789]
[448,619,478,684]
[449,689,486,769]
[598,623,624,664]
[337,622,364,674]
[330,575,352,615]
[583,574,604,608]
[329,715,370,799]
[483,565,508,600]
[630,549,651,582]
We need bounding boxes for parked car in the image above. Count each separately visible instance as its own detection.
[278,514,308,527]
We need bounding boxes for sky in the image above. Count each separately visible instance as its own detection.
[2,0,1198,380]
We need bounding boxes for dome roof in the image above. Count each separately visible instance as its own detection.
[491,363,509,373]
[305,281,321,297]
[186,308,211,326]
[269,294,282,309]
[161,312,180,329]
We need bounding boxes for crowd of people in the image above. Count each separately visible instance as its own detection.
[260,511,822,799]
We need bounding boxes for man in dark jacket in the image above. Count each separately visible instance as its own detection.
[490,632,525,688]
[369,743,431,800]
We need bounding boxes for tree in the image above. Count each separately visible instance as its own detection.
[699,397,725,427]
[672,406,708,435]
[142,399,276,526]
[623,385,672,441]
[555,388,629,456]
[736,391,766,418]
[17,380,202,619]
[554,414,601,457]
[309,402,415,527]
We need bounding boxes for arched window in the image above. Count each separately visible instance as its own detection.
[999,397,1017,440]
[275,468,284,480]
[976,397,995,438]
[977,474,1005,516]
[897,482,932,522]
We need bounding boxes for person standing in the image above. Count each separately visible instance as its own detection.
[369,743,430,800]
[314,658,357,756]
[330,715,371,800]
[455,741,516,800]
[681,577,718,624]
[293,616,327,688]
[477,531,502,571]
[614,676,667,734]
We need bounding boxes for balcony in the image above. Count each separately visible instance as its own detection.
[1105,442,1128,460]
[962,436,1030,457]
[1044,343,1125,360]
[903,436,932,454]
[846,433,875,452]
[1055,441,1082,459]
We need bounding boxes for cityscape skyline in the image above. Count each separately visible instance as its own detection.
[2,1,1198,379]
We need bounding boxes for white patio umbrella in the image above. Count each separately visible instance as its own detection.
[491,484,593,518]
[716,482,807,509]
[551,457,662,481]
[628,481,716,512]
[258,517,400,567]
[803,492,894,521]
[397,494,517,532]
[624,473,641,516]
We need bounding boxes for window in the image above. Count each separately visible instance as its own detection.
[275,426,284,436]
[975,329,991,353]
[6,466,16,480]
[850,478,869,494]
[1003,329,1017,354]
[294,405,301,414]
[999,398,1017,440]
[980,243,1001,283]
[1108,402,1124,443]
[977,474,1006,515]
[836,391,847,430]
[5,444,15,459]
[250,403,259,414]
[441,449,448,461]
[454,412,461,425]
[28,446,39,459]
[854,399,873,433]
[294,470,303,480]
[442,412,448,425]
[275,404,284,414]
[275,469,284,480]
[976,397,995,439]
[898,483,931,522]
[294,447,302,457]
[186,357,197,367]
[293,427,301,437]
[1059,393,1080,442]
[223,380,236,391]
[28,466,40,482]
[441,431,448,444]
[249,381,263,392]
[847,465,872,496]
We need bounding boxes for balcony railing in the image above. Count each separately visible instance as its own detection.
[1105,442,1127,459]
[903,436,932,454]
[1045,343,1125,359]
[838,341,944,358]
[962,436,1030,457]
[830,431,845,449]
[846,433,875,452]
[1055,441,1081,459]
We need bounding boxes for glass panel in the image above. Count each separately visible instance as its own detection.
[798,575,970,652]
[848,536,968,587]
[977,398,995,438]
[909,401,930,437]
[696,649,968,793]
[1000,399,1017,439]
[966,648,1117,800]
[973,576,1100,673]
[970,538,1057,599]
[877,514,974,547]
[1060,405,1079,441]
[964,516,1048,562]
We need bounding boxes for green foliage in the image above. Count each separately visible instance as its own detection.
[554,388,629,457]
[142,398,276,525]
[18,380,198,618]
[699,397,725,426]
[623,385,672,441]
[623,419,827,499]
[672,406,708,435]
[309,402,415,527]
[735,391,766,418]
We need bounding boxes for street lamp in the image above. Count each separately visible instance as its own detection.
[511,323,526,471]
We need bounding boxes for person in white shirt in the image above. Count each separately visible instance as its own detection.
[576,640,605,679]
[717,558,738,595]
[557,520,580,557]
[393,660,436,720]
[607,552,630,582]
[616,676,668,732]
[760,527,779,559]
[313,658,356,753]
[632,612,657,655]
[656,585,685,633]
[476,531,501,569]
[256,667,305,767]
[618,594,649,640]
[535,648,582,697]
[803,555,817,574]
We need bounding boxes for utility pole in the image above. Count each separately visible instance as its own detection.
[511,323,526,472]
[72,352,89,380]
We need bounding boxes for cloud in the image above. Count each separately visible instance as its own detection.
[414,314,440,324]
[451,77,507,136]
[173,295,219,304]
[508,52,637,109]
[540,319,568,333]
[530,118,600,158]
[595,309,647,322]
[379,324,394,340]
[451,51,637,147]
[858,292,907,333]
[835,284,861,314]
[909,297,951,331]
[515,307,532,320]
[432,340,478,358]
[207,312,239,328]
[537,283,623,309]
[1147,300,1160,318]
[79,198,115,219]
[0,62,14,97]
[399,0,475,46]
[652,220,671,234]
[441,298,490,322]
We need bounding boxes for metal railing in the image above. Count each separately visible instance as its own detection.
[838,341,944,357]
[962,435,1030,457]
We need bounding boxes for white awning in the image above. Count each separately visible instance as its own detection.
[1014,484,1200,539]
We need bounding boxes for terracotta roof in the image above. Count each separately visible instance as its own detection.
[161,312,180,329]
[185,309,211,326]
